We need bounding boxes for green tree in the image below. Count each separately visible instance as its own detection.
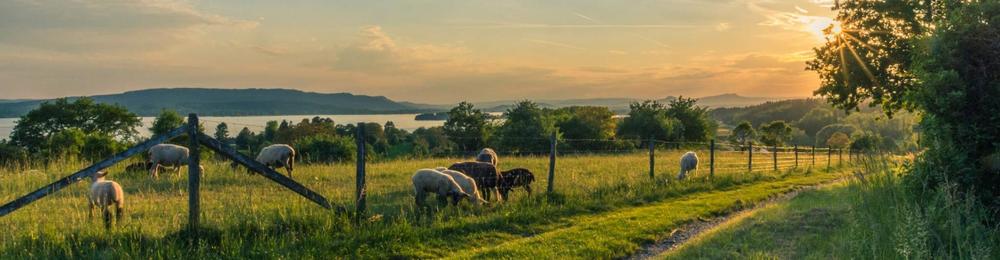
[795,107,840,137]
[10,97,141,151]
[80,133,126,161]
[729,121,756,147]
[411,126,455,156]
[235,127,257,152]
[45,128,86,157]
[263,121,279,142]
[665,96,715,142]
[214,122,230,144]
[294,135,356,163]
[758,121,793,147]
[443,102,491,152]
[617,101,679,143]
[815,124,858,147]
[826,132,851,149]
[498,101,556,152]
[0,141,28,166]
[850,132,881,153]
[149,109,185,136]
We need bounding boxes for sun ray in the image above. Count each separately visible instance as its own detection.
[842,32,878,53]
[844,40,881,88]
[838,38,851,86]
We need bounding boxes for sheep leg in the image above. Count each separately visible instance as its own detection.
[102,208,112,229]
[115,203,124,223]
[88,201,95,218]
[414,191,427,208]
[525,185,533,195]
[286,157,294,178]
[436,194,448,207]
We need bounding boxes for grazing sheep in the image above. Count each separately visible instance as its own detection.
[257,144,296,178]
[476,148,499,167]
[498,168,535,200]
[89,171,124,229]
[149,144,203,178]
[677,151,699,180]
[448,161,503,202]
[436,167,488,205]
[412,169,470,207]
[124,161,155,173]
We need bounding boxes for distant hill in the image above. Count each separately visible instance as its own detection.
[0,88,434,117]
[710,99,829,127]
[474,94,785,114]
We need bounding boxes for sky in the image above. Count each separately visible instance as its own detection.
[0,0,837,103]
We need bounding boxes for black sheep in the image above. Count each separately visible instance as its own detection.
[498,168,535,200]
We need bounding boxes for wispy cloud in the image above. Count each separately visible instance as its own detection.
[524,39,587,51]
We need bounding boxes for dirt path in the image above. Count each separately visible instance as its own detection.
[623,179,846,260]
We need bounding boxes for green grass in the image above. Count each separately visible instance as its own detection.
[662,183,852,259]
[0,151,847,258]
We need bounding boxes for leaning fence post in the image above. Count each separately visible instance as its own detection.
[187,113,201,236]
[794,145,799,169]
[772,144,778,171]
[709,139,715,178]
[748,142,753,172]
[812,146,816,166]
[648,137,655,180]
[547,132,557,193]
[355,123,367,218]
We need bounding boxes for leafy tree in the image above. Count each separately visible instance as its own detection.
[0,140,28,166]
[235,127,257,151]
[214,122,230,144]
[617,101,679,143]
[263,121,279,142]
[815,124,858,147]
[384,121,409,146]
[850,132,881,153]
[498,101,556,152]
[45,128,86,158]
[729,121,756,147]
[759,121,793,147]
[10,97,141,151]
[826,132,851,149]
[294,135,355,163]
[150,109,184,136]
[410,126,455,156]
[553,106,617,150]
[796,107,841,137]
[443,102,491,152]
[665,96,715,142]
[80,133,126,161]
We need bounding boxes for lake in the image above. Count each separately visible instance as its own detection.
[0,114,445,140]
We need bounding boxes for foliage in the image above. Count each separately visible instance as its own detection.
[617,100,679,143]
[497,101,556,152]
[759,121,793,147]
[214,122,230,145]
[294,135,356,163]
[552,106,619,150]
[826,132,851,149]
[796,107,842,137]
[815,124,858,147]
[849,132,881,152]
[0,141,28,166]
[410,126,455,156]
[729,121,756,147]
[443,102,491,152]
[10,97,141,151]
[665,96,716,142]
[149,109,185,136]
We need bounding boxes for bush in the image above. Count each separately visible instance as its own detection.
[294,135,356,163]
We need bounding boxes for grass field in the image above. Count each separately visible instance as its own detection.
[0,149,846,258]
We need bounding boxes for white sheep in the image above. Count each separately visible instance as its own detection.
[436,167,488,205]
[148,144,203,178]
[89,170,124,229]
[476,148,499,168]
[412,169,470,207]
[256,144,296,178]
[678,151,699,180]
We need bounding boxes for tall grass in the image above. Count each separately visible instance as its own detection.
[0,150,842,258]
[842,155,999,259]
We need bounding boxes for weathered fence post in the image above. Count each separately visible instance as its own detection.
[794,145,799,169]
[355,123,367,218]
[748,142,753,172]
[547,132,557,193]
[839,149,843,166]
[187,113,201,236]
[827,147,832,171]
[709,139,715,178]
[772,144,778,171]
[648,137,655,180]
[812,146,816,166]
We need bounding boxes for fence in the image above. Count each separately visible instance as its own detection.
[0,114,856,236]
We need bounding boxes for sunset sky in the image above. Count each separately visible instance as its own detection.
[0,0,837,103]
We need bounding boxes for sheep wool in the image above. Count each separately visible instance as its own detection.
[476,148,499,168]
[257,144,296,177]
[448,161,503,202]
[435,167,488,205]
[678,151,699,180]
[89,171,125,229]
[498,168,535,200]
[148,144,191,178]
[412,169,468,206]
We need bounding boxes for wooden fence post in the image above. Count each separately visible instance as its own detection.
[355,123,367,217]
[812,146,816,166]
[187,113,201,236]
[839,149,843,166]
[547,132,557,193]
[709,139,715,178]
[794,145,799,169]
[648,137,655,180]
[748,142,753,172]
[827,148,832,171]
[772,144,778,171]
